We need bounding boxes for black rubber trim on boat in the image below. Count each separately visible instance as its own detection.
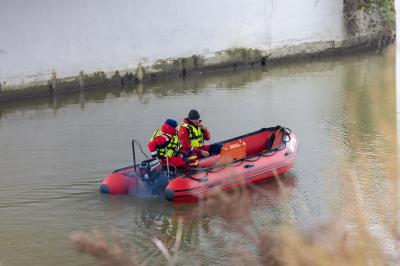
[173,160,291,193]
[172,163,290,199]
[186,175,209,182]
[112,164,136,173]
[216,127,275,146]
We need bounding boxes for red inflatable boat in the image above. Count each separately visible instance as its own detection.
[100,126,298,202]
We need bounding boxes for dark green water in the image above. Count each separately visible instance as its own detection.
[0,48,396,265]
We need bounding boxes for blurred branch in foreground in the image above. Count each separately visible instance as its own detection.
[70,169,398,265]
[70,230,138,266]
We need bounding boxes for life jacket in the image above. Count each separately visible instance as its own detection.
[178,122,204,148]
[150,129,180,158]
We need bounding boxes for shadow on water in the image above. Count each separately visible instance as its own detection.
[0,51,379,120]
[0,69,258,118]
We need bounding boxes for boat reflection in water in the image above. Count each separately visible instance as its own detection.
[97,171,297,256]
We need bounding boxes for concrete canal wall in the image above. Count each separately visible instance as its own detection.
[0,0,393,101]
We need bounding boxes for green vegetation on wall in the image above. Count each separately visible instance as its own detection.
[343,0,395,36]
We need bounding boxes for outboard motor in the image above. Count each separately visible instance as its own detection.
[138,158,171,195]
[130,140,170,195]
[139,158,162,183]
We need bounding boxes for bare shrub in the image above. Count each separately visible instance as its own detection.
[71,171,397,266]
[70,230,137,266]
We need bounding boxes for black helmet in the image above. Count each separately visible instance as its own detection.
[188,109,200,120]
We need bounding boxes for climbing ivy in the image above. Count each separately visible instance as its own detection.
[344,0,395,35]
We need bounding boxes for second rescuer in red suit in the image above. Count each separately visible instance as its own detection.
[178,110,222,167]
[179,118,211,157]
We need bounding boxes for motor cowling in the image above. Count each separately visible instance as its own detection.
[139,158,162,183]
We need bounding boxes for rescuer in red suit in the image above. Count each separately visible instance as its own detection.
[178,110,222,167]
[148,119,188,169]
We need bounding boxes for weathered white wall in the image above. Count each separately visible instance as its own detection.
[0,0,345,86]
